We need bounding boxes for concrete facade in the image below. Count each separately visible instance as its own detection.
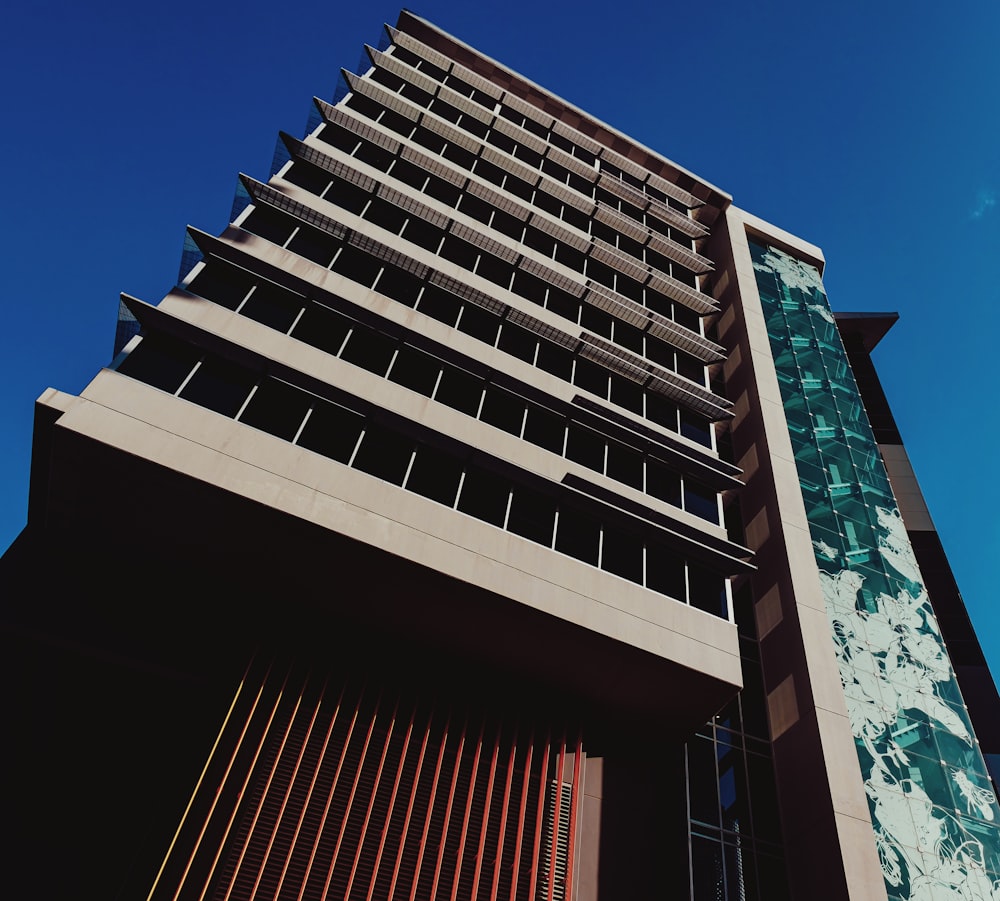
[1,10,994,901]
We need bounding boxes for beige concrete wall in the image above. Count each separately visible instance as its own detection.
[712,206,886,901]
[46,374,742,691]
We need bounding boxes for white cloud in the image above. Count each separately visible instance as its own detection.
[971,189,996,220]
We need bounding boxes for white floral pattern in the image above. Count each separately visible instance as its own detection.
[752,241,1000,900]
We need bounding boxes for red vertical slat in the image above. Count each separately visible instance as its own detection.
[272,683,346,899]
[247,677,328,899]
[295,686,368,901]
[506,731,534,901]
[562,733,583,901]
[428,719,468,901]
[408,714,455,901]
[315,690,385,901]
[363,706,416,901]
[220,678,307,901]
[197,666,292,901]
[387,707,436,900]
[545,734,567,901]
[488,727,518,901]
[155,660,263,901]
[470,725,502,900]
[526,733,551,901]
[448,721,486,901]
[344,699,402,899]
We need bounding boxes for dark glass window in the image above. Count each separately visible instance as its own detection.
[435,366,483,416]
[691,836,725,901]
[286,225,337,267]
[375,264,422,306]
[332,245,383,288]
[646,545,686,600]
[573,359,609,398]
[646,339,675,370]
[117,334,200,394]
[457,305,500,345]
[439,236,479,270]
[296,401,364,463]
[544,289,580,323]
[401,219,442,254]
[388,346,440,396]
[565,424,605,473]
[353,140,394,170]
[677,351,705,384]
[339,328,396,376]
[405,444,463,507]
[416,285,462,326]
[506,488,557,546]
[480,387,525,436]
[240,283,302,333]
[554,509,601,566]
[497,324,537,364]
[689,565,727,617]
[647,461,682,506]
[187,261,255,310]
[610,376,644,414]
[581,305,613,339]
[614,321,645,353]
[325,179,371,216]
[522,407,565,454]
[242,207,296,246]
[283,162,331,196]
[179,357,254,417]
[681,411,713,447]
[424,177,461,207]
[238,378,310,441]
[364,197,409,235]
[291,304,352,356]
[600,529,642,582]
[536,343,574,380]
[687,737,721,826]
[605,444,643,490]
[457,468,509,526]
[686,482,720,524]
[475,254,513,289]
[352,424,413,485]
[647,394,679,431]
[674,304,701,332]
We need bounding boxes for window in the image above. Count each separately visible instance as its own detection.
[238,378,310,441]
[296,401,364,463]
[116,335,200,394]
[457,468,510,526]
[179,357,254,417]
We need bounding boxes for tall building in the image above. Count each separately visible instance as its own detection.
[2,11,998,901]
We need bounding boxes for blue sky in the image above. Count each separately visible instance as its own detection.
[2,1,997,669]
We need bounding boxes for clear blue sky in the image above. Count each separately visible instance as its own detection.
[2,1,997,667]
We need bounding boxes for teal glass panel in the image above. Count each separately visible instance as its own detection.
[750,240,1000,899]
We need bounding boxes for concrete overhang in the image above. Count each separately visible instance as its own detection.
[26,379,742,738]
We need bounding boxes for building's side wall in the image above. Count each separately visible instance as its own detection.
[748,235,1000,901]
[838,322,1000,789]
[712,206,885,901]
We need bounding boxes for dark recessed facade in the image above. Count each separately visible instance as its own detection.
[2,12,998,901]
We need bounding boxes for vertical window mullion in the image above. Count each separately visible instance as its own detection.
[174,357,204,397]
[501,488,513,532]
[287,305,306,336]
[233,381,260,422]
[291,405,314,445]
[452,470,467,510]
[346,426,365,468]
[400,447,418,490]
